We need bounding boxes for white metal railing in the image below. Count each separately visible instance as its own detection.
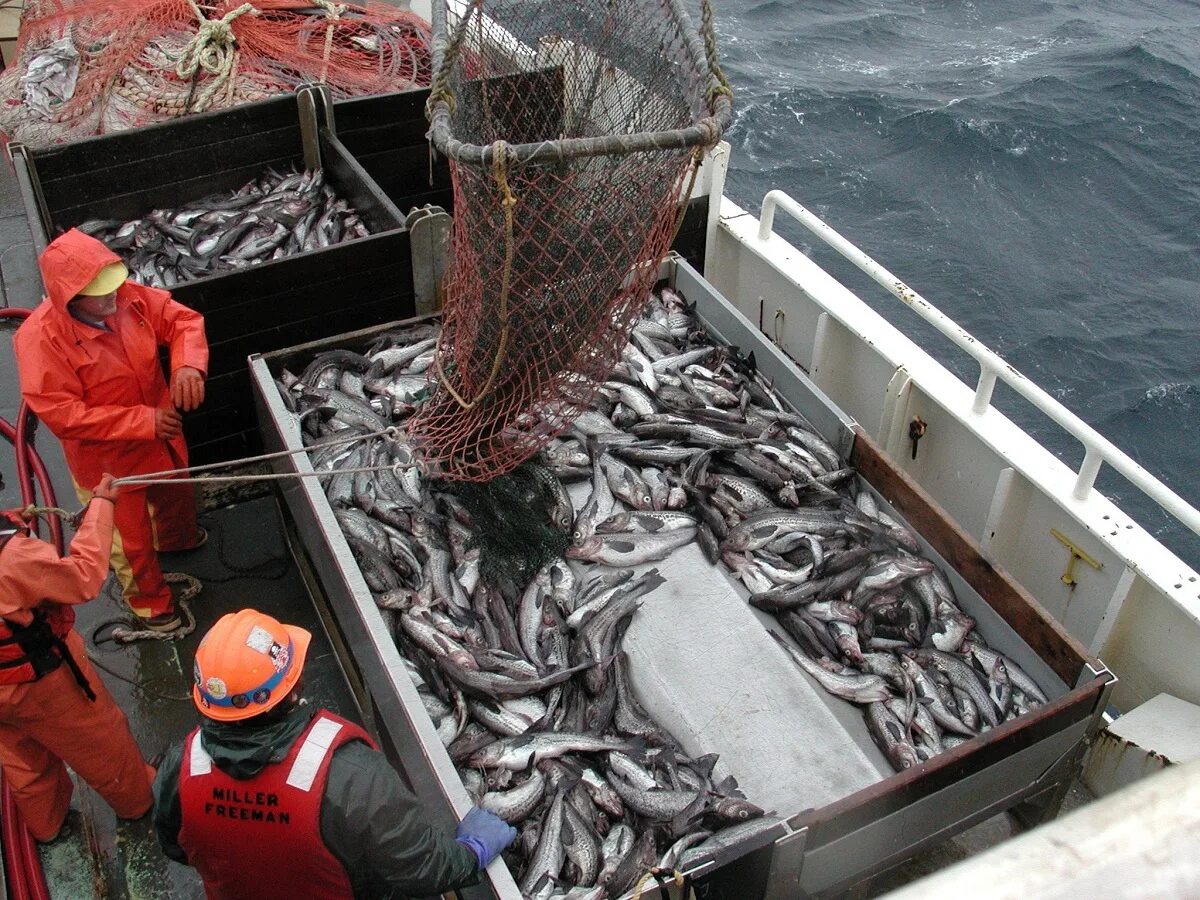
[757,189,1200,537]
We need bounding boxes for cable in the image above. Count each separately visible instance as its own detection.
[196,514,290,583]
[84,652,192,703]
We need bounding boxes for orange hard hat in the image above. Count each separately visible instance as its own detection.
[192,609,311,722]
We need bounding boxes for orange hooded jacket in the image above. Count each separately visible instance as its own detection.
[14,229,208,486]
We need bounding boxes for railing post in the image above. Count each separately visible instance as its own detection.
[973,367,998,415]
[758,190,780,241]
[1074,447,1103,501]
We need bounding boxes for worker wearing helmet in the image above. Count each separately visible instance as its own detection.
[15,228,209,632]
[0,474,155,841]
[153,609,516,898]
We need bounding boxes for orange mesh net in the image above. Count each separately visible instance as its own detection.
[0,0,431,145]
[410,0,731,481]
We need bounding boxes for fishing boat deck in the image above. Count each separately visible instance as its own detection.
[0,145,1105,897]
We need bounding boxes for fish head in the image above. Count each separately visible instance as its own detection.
[597,511,630,533]
[467,742,503,767]
[991,658,1010,684]
[720,530,750,553]
[892,743,921,769]
[711,796,765,822]
[486,768,513,790]
[566,536,602,559]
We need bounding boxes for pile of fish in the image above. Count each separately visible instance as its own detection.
[78,167,371,288]
[275,286,1048,898]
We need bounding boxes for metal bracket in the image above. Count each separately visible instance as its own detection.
[1051,527,1102,588]
[295,85,326,171]
[764,824,808,900]
[7,143,51,253]
[405,205,451,315]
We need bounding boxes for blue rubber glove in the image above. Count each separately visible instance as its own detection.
[455,806,517,869]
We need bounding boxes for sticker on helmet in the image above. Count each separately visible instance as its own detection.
[231,694,249,709]
[252,688,271,705]
[268,642,289,672]
[245,625,274,654]
[205,677,227,699]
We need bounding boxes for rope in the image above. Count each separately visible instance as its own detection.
[112,462,419,489]
[19,504,82,530]
[425,0,482,119]
[108,426,403,487]
[86,652,193,702]
[93,575,200,644]
[176,1,260,113]
[312,0,348,84]
[700,0,734,106]
[434,139,516,411]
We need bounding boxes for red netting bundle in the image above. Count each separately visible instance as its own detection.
[0,0,431,146]
[411,0,731,481]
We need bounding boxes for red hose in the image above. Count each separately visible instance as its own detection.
[1,304,55,899]
[1,787,29,900]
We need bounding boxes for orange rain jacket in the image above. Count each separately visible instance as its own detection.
[14,229,208,487]
[0,500,113,627]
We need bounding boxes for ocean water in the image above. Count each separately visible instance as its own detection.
[714,0,1200,564]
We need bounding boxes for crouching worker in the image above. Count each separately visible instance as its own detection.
[0,474,155,841]
[153,609,517,899]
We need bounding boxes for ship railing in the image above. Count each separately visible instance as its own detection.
[757,189,1200,537]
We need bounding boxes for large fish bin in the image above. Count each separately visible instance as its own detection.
[249,253,1114,899]
[8,87,415,465]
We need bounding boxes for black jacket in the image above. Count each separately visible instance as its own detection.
[152,705,480,899]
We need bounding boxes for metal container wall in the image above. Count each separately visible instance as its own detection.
[250,257,1113,899]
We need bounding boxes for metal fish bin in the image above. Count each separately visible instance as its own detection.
[249,256,1114,899]
[8,89,421,465]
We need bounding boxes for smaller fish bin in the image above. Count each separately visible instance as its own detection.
[249,256,1113,900]
[13,91,412,465]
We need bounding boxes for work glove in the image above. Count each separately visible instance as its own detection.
[455,806,517,869]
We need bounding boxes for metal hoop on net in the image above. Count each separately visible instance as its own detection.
[412,0,732,482]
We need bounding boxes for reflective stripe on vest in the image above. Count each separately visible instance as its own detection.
[285,716,343,791]
[188,732,212,776]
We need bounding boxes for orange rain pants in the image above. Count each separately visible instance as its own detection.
[74,471,197,618]
[15,228,208,618]
[0,500,153,839]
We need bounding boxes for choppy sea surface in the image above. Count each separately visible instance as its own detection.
[714,0,1200,564]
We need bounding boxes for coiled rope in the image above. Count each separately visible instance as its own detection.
[176,1,261,112]
[91,575,201,644]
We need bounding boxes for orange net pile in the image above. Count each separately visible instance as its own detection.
[0,0,431,146]
[411,0,731,481]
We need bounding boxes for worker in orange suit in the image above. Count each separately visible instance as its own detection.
[0,474,155,840]
[15,228,209,632]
